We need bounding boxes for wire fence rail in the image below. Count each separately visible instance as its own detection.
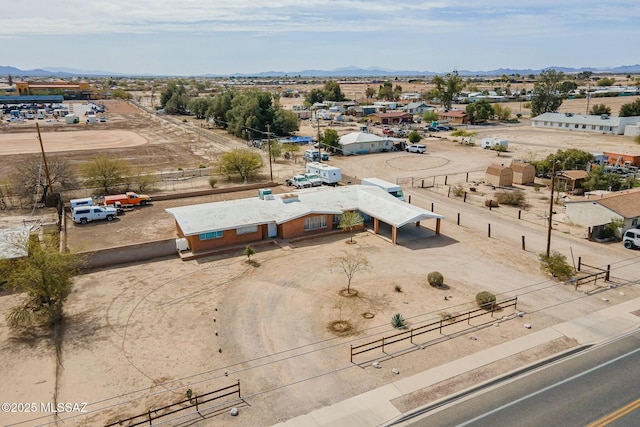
[104,380,242,427]
[350,297,518,363]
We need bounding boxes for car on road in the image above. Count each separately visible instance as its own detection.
[436,125,452,131]
[406,144,427,154]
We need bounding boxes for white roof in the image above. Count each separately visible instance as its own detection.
[339,132,388,146]
[0,226,30,260]
[166,185,444,237]
[532,112,620,126]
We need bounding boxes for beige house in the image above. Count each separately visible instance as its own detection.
[510,161,536,185]
[485,164,513,187]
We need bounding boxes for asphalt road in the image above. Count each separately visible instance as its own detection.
[391,330,640,426]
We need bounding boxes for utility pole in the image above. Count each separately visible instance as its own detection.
[266,124,273,182]
[546,162,556,257]
[316,117,322,164]
[36,122,53,199]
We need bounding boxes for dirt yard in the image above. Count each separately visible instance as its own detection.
[2,94,640,426]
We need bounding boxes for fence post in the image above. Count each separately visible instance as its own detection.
[577,256,582,271]
[237,379,241,398]
[606,265,610,281]
[457,213,461,226]
[522,235,526,251]
[445,176,448,186]
[463,192,467,202]
[408,195,412,204]
[448,187,451,197]
[439,318,443,334]
[148,409,152,426]
[467,311,471,325]
[410,328,414,344]
[350,345,353,363]
[382,336,385,354]
[421,179,424,188]
[466,172,469,182]
[491,303,495,318]
[518,210,521,219]
[195,394,200,414]
[488,223,491,238]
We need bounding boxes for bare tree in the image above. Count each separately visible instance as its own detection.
[331,250,370,295]
[11,154,78,201]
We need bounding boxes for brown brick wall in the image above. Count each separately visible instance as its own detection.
[186,226,265,253]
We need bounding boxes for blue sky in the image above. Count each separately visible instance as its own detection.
[1,1,638,76]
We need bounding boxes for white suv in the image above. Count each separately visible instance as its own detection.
[406,144,427,154]
[623,228,640,249]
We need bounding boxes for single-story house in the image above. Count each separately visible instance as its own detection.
[339,131,393,155]
[531,112,640,136]
[405,102,432,115]
[564,188,640,238]
[556,170,589,192]
[165,185,444,254]
[438,109,468,125]
[510,161,536,185]
[485,164,513,187]
[368,111,413,125]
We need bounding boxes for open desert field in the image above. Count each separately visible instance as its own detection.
[2,92,640,426]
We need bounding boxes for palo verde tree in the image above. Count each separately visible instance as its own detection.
[79,155,132,194]
[619,98,640,117]
[331,250,371,295]
[1,234,78,331]
[218,148,263,183]
[338,211,364,243]
[432,70,465,110]
[530,69,566,117]
[589,104,612,116]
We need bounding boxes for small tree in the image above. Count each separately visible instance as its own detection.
[427,271,444,287]
[218,149,263,183]
[589,104,612,116]
[243,245,255,262]
[321,128,340,153]
[80,155,131,194]
[339,211,364,243]
[2,234,78,331]
[475,291,496,309]
[539,251,573,280]
[208,175,218,188]
[331,250,370,295]
[408,131,422,143]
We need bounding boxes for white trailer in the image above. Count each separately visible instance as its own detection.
[360,177,405,201]
[481,138,509,150]
[305,162,341,186]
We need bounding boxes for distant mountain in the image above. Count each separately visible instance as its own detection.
[2,64,640,79]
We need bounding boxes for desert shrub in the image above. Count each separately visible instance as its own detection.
[452,184,465,197]
[475,291,496,309]
[539,251,573,280]
[198,163,207,168]
[451,130,475,138]
[408,131,422,143]
[484,199,499,207]
[427,271,444,287]
[394,284,402,293]
[208,176,218,188]
[391,313,406,329]
[496,190,526,208]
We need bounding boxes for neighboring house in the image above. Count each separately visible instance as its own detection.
[339,131,393,155]
[405,102,432,115]
[165,185,444,254]
[438,109,468,125]
[531,112,640,136]
[564,188,640,238]
[510,161,536,185]
[556,170,589,192]
[602,152,640,167]
[368,111,413,125]
[485,164,513,187]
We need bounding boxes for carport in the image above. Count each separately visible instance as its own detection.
[357,192,444,244]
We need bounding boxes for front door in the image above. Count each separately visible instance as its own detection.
[268,222,277,238]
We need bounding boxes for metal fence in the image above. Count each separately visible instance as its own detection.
[350,297,518,363]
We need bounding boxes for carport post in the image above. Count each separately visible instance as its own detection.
[577,257,582,271]
[463,192,467,202]
[466,172,469,182]
[408,195,412,204]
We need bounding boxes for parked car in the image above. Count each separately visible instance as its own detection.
[406,144,427,154]
[304,173,322,187]
[436,125,452,131]
[286,174,312,188]
[426,126,439,132]
[321,153,330,161]
[623,228,640,249]
[99,116,107,122]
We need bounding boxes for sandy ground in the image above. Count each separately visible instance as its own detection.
[0,130,148,155]
[2,95,640,426]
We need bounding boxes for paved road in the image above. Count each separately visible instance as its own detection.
[392,330,640,426]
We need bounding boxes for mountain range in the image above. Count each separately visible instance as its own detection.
[1,64,640,79]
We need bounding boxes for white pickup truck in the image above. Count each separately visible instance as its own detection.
[72,206,118,224]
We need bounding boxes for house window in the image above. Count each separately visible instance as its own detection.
[565,123,569,127]
[558,123,562,127]
[304,215,327,231]
[237,225,258,235]
[199,231,223,240]
[599,126,603,131]
[582,124,586,129]
[633,218,638,226]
